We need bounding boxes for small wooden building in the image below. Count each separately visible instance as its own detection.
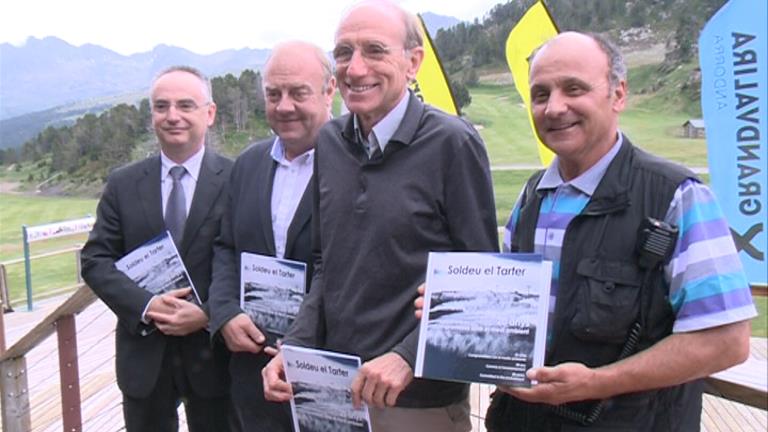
[683,119,706,138]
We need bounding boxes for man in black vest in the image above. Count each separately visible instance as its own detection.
[487,32,756,431]
[416,32,756,431]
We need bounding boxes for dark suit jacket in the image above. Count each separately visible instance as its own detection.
[208,138,313,431]
[209,137,313,339]
[81,149,233,399]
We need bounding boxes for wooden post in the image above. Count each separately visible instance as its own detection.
[0,264,6,354]
[0,264,12,313]
[0,298,5,355]
[57,315,82,432]
[0,357,31,432]
[74,249,83,284]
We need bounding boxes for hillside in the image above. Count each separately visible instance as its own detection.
[1,68,270,196]
[436,0,727,68]
[435,0,726,115]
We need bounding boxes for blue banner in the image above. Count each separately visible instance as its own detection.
[699,0,767,286]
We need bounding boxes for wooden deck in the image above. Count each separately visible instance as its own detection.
[702,336,768,432]
[1,294,765,431]
[1,296,187,431]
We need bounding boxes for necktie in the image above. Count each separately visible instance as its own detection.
[165,165,187,246]
[367,133,382,160]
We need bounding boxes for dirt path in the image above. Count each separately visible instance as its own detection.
[0,180,21,194]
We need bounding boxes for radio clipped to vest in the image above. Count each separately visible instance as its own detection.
[636,217,679,270]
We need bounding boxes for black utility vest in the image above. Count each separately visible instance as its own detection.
[488,138,704,431]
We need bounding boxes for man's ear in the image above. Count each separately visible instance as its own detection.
[612,80,627,113]
[405,47,425,82]
[206,102,218,127]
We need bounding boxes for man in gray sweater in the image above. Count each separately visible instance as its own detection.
[263,1,498,431]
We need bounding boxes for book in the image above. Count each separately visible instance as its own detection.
[415,252,552,387]
[240,252,306,337]
[281,345,371,432]
[115,230,201,304]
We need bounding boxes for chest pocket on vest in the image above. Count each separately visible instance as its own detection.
[571,258,642,344]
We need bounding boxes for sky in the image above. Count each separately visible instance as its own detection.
[1,0,502,55]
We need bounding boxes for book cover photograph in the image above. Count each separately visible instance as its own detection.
[240,252,306,336]
[415,252,552,387]
[282,345,371,432]
[115,230,200,304]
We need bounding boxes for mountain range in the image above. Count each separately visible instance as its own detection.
[0,12,460,150]
[0,37,271,121]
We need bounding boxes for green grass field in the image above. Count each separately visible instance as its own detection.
[464,82,709,168]
[0,193,96,306]
[754,297,767,338]
[492,169,535,225]
[463,84,539,165]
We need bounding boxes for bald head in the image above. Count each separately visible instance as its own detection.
[337,0,423,50]
[264,40,333,90]
[531,32,626,91]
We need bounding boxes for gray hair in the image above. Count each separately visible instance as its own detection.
[152,65,213,102]
[587,33,626,89]
[402,8,423,50]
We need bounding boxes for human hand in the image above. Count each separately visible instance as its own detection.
[263,352,293,402]
[351,352,413,409]
[220,313,265,353]
[264,339,282,357]
[146,287,190,316]
[499,362,598,405]
[414,283,425,320]
[146,288,207,336]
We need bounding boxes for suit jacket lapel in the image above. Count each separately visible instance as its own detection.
[137,156,164,236]
[181,150,226,254]
[285,179,311,256]
[259,141,278,256]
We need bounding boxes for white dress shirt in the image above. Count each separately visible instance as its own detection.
[270,138,314,258]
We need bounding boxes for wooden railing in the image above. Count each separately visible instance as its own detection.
[704,284,768,411]
[0,246,84,313]
[0,285,96,432]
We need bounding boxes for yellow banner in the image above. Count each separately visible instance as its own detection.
[411,14,459,116]
[505,1,558,166]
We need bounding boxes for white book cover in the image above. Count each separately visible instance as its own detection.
[115,230,201,304]
[240,252,306,336]
[282,345,371,432]
[415,252,552,387]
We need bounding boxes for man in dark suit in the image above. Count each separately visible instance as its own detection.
[81,65,233,432]
[208,40,335,432]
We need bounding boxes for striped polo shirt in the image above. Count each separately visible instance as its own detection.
[503,137,756,334]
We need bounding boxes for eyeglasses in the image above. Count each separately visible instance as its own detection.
[333,42,404,65]
[152,99,210,114]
